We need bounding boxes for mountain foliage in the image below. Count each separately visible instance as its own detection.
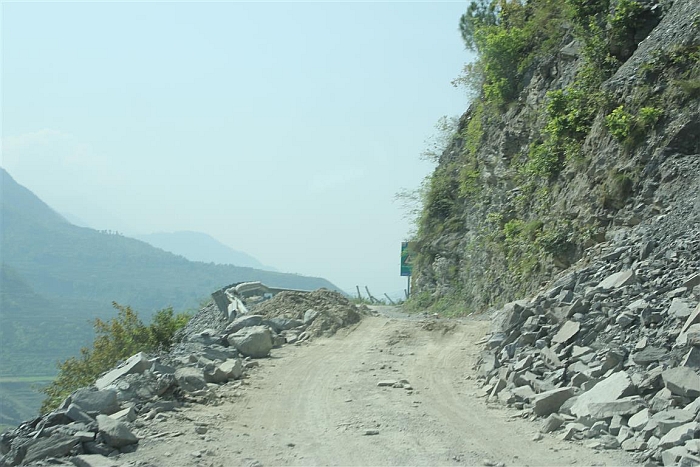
[410,0,699,313]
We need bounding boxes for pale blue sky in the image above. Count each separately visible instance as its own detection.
[2,1,473,298]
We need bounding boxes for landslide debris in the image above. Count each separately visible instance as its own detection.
[0,288,365,466]
[476,160,700,466]
[251,289,367,338]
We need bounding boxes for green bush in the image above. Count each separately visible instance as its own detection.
[40,303,191,413]
[605,105,634,141]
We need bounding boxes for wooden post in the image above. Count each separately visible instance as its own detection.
[365,286,378,304]
[356,286,362,300]
[383,293,396,305]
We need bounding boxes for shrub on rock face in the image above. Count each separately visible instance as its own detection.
[41,303,191,413]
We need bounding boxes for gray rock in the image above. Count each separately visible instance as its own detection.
[263,317,304,333]
[96,414,139,448]
[225,315,264,334]
[22,435,80,464]
[629,408,651,430]
[663,367,700,398]
[587,396,646,419]
[633,346,669,365]
[597,270,637,290]
[532,387,576,417]
[570,371,636,418]
[658,422,700,449]
[662,446,689,466]
[552,321,580,345]
[95,352,152,390]
[226,326,274,358]
[219,358,243,380]
[541,413,565,433]
[69,388,120,415]
[65,403,94,424]
[110,406,137,422]
[71,454,123,467]
[669,299,694,319]
[652,409,696,435]
[174,367,208,392]
[303,308,320,324]
[679,454,700,467]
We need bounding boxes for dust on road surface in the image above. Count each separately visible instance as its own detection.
[127,312,634,466]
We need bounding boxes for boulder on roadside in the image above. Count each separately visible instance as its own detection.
[226,325,274,358]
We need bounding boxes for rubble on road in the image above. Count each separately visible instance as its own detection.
[476,205,700,466]
[0,289,364,466]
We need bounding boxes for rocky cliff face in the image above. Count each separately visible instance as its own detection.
[412,0,700,314]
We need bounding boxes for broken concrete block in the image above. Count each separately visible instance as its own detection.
[663,367,700,398]
[533,387,576,417]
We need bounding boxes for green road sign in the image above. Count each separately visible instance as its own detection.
[400,241,415,276]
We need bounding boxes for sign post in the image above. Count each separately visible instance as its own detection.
[401,241,415,297]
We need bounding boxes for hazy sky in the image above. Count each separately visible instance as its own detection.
[2,1,473,298]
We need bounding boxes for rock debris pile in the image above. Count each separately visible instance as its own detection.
[0,289,364,466]
[478,201,700,465]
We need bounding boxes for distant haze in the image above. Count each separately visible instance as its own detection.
[1,2,474,298]
[134,231,278,271]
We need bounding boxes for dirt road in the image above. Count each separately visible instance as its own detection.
[127,312,634,466]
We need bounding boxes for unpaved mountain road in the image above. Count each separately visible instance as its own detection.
[126,311,634,466]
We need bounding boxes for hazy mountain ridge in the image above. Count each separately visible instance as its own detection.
[133,231,277,271]
[0,168,340,425]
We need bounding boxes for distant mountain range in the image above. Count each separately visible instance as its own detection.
[0,167,338,426]
[133,231,278,271]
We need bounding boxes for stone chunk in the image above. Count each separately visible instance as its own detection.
[552,321,580,345]
[69,388,120,415]
[669,299,694,319]
[541,413,565,433]
[533,387,576,417]
[633,346,669,366]
[95,352,152,390]
[629,408,650,431]
[174,367,207,392]
[110,406,137,422]
[226,325,274,358]
[96,414,139,448]
[663,367,700,398]
[587,396,646,419]
[570,371,636,418]
[659,422,700,450]
[65,403,95,424]
[662,446,689,466]
[653,409,696,435]
[225,315,263,334]
[22,435,80,464]
[71,454,123,467]
[597,270,637,290]
[219,358,243,380]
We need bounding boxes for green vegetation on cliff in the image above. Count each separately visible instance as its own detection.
[410,0,700,313]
